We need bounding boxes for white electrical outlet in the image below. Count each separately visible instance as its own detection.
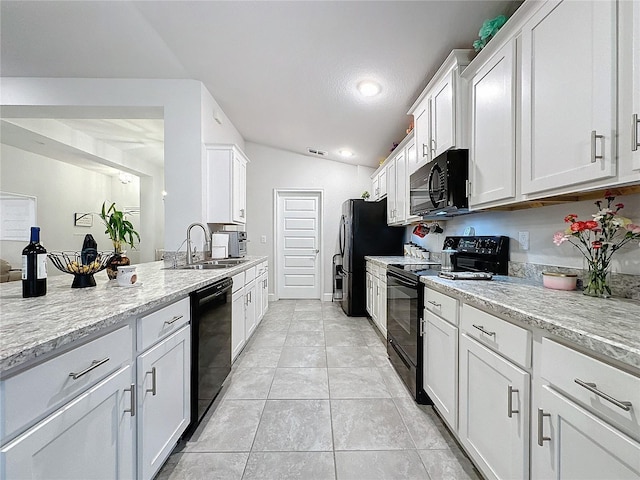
[518,231,530,251]
[260,235,267,244]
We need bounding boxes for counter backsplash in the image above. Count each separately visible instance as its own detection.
[509,261,640,300]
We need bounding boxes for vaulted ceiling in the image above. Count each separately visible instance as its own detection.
[1,0,520,169]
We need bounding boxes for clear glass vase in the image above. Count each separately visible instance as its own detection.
[582,259,612,298]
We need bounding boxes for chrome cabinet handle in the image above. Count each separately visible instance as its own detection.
[472,324,496,337]
[146,367,157,396]
[427,300,441,308]
[508,385,519,418]
[591,130,604,163]
[422,143,429,158]
[633,114,639,152]
[69,357,110,380]
[124,384,136,417]
[431,138,437,154]
[574,378,632,411]
[419,318,425,336]
[240,208,245,218]
[164,315,183,325]
[537,408,550,446]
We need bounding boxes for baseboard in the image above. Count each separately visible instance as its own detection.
[323,293,335,302]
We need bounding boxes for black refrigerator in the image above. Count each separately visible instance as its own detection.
[339,198,404,316]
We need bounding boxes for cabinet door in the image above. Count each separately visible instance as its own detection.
[521,0,616,194]
[245,280,257,340]
[414,100,432,165]
[386,160,397,224]
[232,153,247,224]
[378,168,388,199]
[231,287,246,362]
[459,334,530,480]
[255,273,264,324]
[469,39,516,207]
[395,150,407,224]
[261,273,269,316]
[431,72,455,158]
[137,325,190,480]
[378,275,387,338]
[405,135,420,174]
[371,175,380,201]
[365,270,373,316]
[533,385,640,479]
[424,311,458,431]
[1,366,135,480]
[372,274,380,324]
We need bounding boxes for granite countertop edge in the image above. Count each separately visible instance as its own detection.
[0,256,268,375]
[420,275,640,373]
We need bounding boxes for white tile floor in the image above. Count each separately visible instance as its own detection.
[157,300,481,480]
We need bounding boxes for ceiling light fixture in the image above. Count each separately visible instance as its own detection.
[357,80,381,97]
[339,149,354,158]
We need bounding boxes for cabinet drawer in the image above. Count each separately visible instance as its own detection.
[424,287,458,326]
[256,261,267,276]
[137,297,190,352]
[1,324,132,442]
[244,266,256,283]
[541,338,640,440]
[461,304,531,368]
[232,271,245,293]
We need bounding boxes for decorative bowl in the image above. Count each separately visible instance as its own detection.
[48,251,114,288]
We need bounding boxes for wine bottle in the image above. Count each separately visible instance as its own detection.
[22,226,47,298]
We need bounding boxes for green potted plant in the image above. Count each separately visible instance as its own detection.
[99,202,140,279]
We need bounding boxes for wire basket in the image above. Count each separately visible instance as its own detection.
[48,251,114,288]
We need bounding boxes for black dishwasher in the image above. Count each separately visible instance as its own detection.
[186,277,233,435]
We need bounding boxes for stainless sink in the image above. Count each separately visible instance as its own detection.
[166,258,250,270]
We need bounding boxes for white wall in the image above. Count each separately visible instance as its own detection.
[1,78,244,252]
[0,144,141,273]
[244,142,375,300]
[409,193,640,275]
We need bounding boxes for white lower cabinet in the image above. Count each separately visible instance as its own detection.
[245,279,257,340]
[1,365,136,479]
[424,310,458,430]
[365,269,374,316]
[231,264,265,363]
[459,333,530,480]
[534,385,640,479]
[260,271,269,318]
[136,325,191,480]
[232,287,246,361]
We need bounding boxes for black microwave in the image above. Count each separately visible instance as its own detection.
[409,149,469,216]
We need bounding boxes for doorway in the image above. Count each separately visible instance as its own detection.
[274,190,323,300]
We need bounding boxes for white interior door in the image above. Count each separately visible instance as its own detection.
[275,190,322,299]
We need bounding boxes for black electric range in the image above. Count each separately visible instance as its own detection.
[385,236,509,404]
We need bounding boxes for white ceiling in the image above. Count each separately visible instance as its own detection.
[0,0,520,169]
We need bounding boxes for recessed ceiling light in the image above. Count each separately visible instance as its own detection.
[357,80,381,97]
[339,149,354,158]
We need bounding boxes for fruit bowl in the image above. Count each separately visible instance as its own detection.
[48,251,114,288]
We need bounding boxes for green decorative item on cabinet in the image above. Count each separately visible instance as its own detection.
[99,202,140,279]
[473,15,507,52]
[361,191,371,200]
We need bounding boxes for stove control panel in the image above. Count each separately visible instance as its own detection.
[443,236,508,256]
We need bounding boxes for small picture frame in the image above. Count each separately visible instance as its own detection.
[74,213,93,227]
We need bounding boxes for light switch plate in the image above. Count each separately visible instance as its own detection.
[260,235,267,244]
[518,231,530,251]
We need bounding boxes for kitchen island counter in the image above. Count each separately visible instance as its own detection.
[421,275,640,373]
[0,257,267,374]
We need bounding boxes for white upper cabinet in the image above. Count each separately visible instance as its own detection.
[521,0,617,195]
[384,135,417,226]
[618,0,640,183]
[370,164,387,201]
[204,144,249,225]
[408,50,474,173]
[466,38,517,208]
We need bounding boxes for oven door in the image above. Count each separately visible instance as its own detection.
[386,270,419,367]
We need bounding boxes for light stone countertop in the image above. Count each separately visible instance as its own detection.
[366,256,439,267]
[0,256,267,375]
[421,275,640,373]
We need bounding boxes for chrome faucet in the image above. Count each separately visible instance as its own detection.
[186,223,212,265]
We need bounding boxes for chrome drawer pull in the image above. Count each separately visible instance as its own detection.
[472,324,496,337]
[422,143,429,158]
[574,378,632,411]
[507,385,519,418]
[633,114,640,152]
[164,315,183,325]
[146,367,157,396]
[427,300,441,308]
[537,408,550,446]
[124,384,136,417]
[69,357,110,380]
[591,130,604,163]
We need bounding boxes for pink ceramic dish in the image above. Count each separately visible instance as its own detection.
[542,272,577,291]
